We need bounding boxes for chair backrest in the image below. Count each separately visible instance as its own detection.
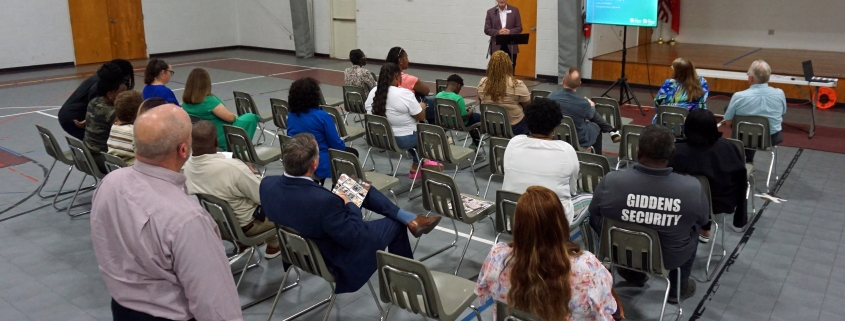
[101,153,127,173]
[277,133,292,161]
[196,193,243,244]
[693,175,714,218]
[488,137,510,176]
[434,98,467,132]
[435,79,447,95]
[35,125,68,163]
[618,124,644,162]
[732,115,772,151]
[553,116,582,150]
[595,103,622,130]
[657,106,688,138]
[233,91,259,116]
[480,104,514,138]
[576,152,611,193]
[416,123,457,164]
[376,250,442,318]
[269,98,289,130]
[342,85,368,114]
[495,301,544,321]
[420,169,469,221]
[364,114,401,153]
[65,136,105,179]
[591,97,619,109]
[321,106,351,138]
[494,190,521,237]
[223,125,257,164]
[530,90,550,101]
[726,138,745,155]
[189,115,202,124]
[277,225,335,282]
[598,218,669,276]
[328,148,365,186]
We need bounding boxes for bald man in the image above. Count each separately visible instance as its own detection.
[90,105,243,321]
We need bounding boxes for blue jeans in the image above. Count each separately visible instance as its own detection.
[394,132,420,164]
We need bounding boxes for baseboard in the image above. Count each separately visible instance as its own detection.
[0,62,75,74]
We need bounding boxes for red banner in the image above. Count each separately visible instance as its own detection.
[658,0,681,34]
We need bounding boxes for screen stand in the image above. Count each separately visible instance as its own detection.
[600,26,645,116]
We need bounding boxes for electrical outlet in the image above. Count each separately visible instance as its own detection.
[768,29,775,35]
[619,30,623,37]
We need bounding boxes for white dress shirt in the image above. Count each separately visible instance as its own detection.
[498,5,508,28]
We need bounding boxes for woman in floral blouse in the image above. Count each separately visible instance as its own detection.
[476,186,618,321]
[344,49,378,94]
[653,57,709,123]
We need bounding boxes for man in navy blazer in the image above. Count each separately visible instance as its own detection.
[261,133,441,293]
[484,0,523,68]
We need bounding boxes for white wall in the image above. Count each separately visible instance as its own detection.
[535,0,559,76]
[0,0,74,69]
[673,0,845,52]
[141,0,239,54]
[580,24,638,79]
[237,0,296,50]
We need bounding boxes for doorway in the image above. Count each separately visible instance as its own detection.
[329,0,357,59]
[68,0,147,65]
[508,0,537,77]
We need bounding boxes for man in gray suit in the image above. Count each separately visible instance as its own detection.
[484,0,522,69]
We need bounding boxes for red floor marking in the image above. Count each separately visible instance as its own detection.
[6,168,38,183]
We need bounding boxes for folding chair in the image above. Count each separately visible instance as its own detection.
[362,114,412,176]
[554,116,587,152]
[595,103,622,131]
[657,106,689,138]
[268,98,289,146]
[342,85,368,124]
[483,137,510,198]
[576,152,611,193]
[530,90,550,101]
[616,124,644,170]
[319,86,344,107]
[322,106,365,143]
[691,176,725,282]
[592,97,620,110]
[495,301,542,321]
[728,138,756,215]
[267,226,382,320]
[493,190,520,244]
[377,250,481,321]
[599,219,682,321]
[189,115,202,124]
[473,104,514,167]
[223,125,281,177]
[100,153,127,173]
[64,137,107,217]
[412,123,480,197]
[435,78,448,94]
[732,115,777,193]
[414,169,495,275]
[434,98,481,148]
[233,91,273,145]
[35,125,80,201]
[328,148,399,206]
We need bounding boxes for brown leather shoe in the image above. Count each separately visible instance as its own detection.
[407,215,442,238]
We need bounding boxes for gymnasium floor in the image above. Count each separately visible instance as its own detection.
[0,48,842,321]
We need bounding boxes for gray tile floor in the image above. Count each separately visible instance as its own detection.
[0,49,842,320]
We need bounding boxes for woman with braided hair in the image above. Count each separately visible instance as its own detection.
[477,50,531,135]
[58,59,135,139]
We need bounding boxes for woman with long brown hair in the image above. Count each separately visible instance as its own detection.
[476,186,617,321]
[477,50,531,135]
[653,57,709,122]
[181,68,259,151]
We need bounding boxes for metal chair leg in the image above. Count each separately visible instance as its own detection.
[363,147,376,171]
[659,276,671,321]
[36,161,76,199]
[235,246,256,288]
[454,223,475,275]
[493,232,502,244]
[66,174,94,217]
[380,303,392,321]
[471,305,482,321]
[366,280,384,315]
[414,217,458,261]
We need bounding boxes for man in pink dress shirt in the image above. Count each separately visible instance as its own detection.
[90,104,243,321]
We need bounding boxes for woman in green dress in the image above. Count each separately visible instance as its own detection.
[181,68,259,151]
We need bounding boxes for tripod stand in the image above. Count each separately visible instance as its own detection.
[600,26,645,115]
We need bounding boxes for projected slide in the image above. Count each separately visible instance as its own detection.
[586,0,658,27]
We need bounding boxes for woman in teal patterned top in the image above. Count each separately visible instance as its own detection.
[181,68,259,151]
[653,58,709,123]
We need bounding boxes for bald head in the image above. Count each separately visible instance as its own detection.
[191,120,218,156]
[134,104,192,169]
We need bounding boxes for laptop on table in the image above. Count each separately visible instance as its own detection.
[802,60,835,83]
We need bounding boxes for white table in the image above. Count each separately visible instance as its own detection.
[697,68,838,138]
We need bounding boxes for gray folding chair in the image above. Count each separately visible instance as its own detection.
[412,123,480,197]
[592,97,620,110]
[319,86,344,107]
[473,104,514,167]
[692,176,725,282]
[189,115,202,124]
[268,225,382,321]
[595,103,622,131]
[362,114,411,176]
[495,301,543,321]
[554,116,586,152]
[576,152,611,193]
[598,219,681,321]
[35,125,80,201]
[233,91,273,145]
[196,194,293,309]
[483,137,510,198]
[616,124,644,170]
[728,138,756,216]
[657,106,689,138]
[530,90,550,101]
[732,115,777,193]
[328,148,399,206]
[269,98,289,146]
[493,190,520,244]
[434,98,481,148]
[223,125,281,177]
[322,106,365,143]
[65,137,107,217]
[342,85,368,124]
[377,250,481,321]
[414,169,494,275]
[101,153,127,173]
[435,78,448,94]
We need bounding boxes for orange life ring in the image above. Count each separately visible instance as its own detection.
[816,87,836,109]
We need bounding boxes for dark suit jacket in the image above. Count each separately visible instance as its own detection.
[484,5,523,55]
[260,175,378,293]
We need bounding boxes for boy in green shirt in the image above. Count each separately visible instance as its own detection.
[434,74,481,145]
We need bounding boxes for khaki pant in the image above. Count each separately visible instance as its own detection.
[243,218,280,248]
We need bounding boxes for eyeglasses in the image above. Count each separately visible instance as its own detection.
[167,70,175,75]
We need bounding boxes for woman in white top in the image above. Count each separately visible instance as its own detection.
[501,97,590,223]
[365,63,428,177]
